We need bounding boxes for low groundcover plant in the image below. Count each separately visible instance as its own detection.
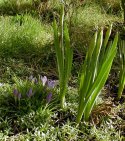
[12,75,57,109]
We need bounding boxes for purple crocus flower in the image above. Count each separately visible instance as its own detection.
[41,76,47,86]
[13,89,18,97]
[47,80,56,89]
[27,88,33,98]
[13,89,22,101]
[46,93,52,103]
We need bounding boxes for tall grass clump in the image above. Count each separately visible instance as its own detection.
[53,4,73,108]
[76,25,118,123]
[117,39,125,99]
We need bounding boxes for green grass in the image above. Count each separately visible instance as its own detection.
[71,3,122,48]
[0,15,53,59]
[0,0,124,140]
[0,0,33,14]
[0,0,60,16]
[0,14,55,82]
[74,3,120,27]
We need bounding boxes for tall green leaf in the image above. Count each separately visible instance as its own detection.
[118,39,125,99]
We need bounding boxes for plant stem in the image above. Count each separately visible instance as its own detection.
[121,0,125,24]
[76,106,84,123]
[61,94,65,108]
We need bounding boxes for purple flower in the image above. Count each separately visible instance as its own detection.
[41,76,47,86]
[27,88,33,98]
[13,89,22,100]
[46,93,52,103]
[13,89,18,97]
[47,80,56,89]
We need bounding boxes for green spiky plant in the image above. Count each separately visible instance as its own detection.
[76,25,118,123]
[117,39,125,99]
[53,4,73,108]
